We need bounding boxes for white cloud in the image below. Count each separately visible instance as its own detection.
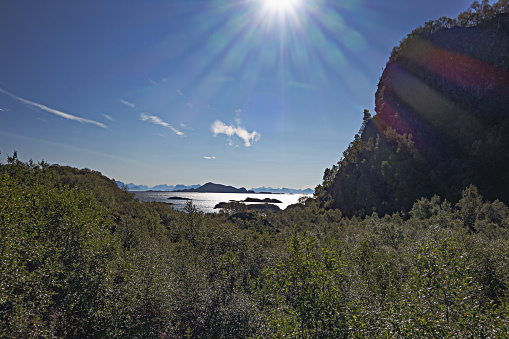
[140,112,185,136]
[235,108,242,113]
[102,114,114,121]
[211,120,261,147]
[120,99,135,108]
[178,90,184,96]
[203,156,216,159]
[0,87,107,128]
[187,102,194,109]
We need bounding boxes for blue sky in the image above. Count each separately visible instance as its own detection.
[0,0,474,189]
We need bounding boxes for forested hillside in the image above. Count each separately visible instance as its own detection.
[318,1,509,217]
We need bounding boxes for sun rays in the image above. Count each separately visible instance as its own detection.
[262,0,302,13]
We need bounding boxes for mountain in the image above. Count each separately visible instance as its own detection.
[318,9,509,217]
[175,182,255,193]
[251,186,314,194]
[151,184,176,191]
[115,181,200,191]
[115,181,149,191]
[174,184,201,191]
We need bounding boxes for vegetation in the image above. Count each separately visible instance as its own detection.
[390,0,509,60]
[3,2,509,337]
[319,2,509,217]
[2,153,509,337]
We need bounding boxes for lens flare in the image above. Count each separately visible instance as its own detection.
[263,0,302,12]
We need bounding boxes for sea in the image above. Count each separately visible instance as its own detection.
[132,191,312,213]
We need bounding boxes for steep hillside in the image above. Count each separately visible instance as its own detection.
[319,6,509,216]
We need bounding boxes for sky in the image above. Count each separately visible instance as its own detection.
[0,0,476,189]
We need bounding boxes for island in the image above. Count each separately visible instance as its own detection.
[243,197,282,204]
[173,182,255,194]
[214,201,281,213]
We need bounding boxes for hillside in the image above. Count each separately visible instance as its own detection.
[319,7,509,217]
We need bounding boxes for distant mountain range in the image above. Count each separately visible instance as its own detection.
[115,181,314,194]
[251,186,314,194]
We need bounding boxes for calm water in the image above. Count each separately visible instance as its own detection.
[133,191,311,213]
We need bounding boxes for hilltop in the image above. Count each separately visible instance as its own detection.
[318,8,509,217]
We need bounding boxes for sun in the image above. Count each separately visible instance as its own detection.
[262,0,302,13]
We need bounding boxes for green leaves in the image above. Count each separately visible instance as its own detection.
[259,232,348,338]
[0,161,120,337]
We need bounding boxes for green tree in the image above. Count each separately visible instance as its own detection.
[258,232,348,338]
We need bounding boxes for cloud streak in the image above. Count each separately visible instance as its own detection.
[203,156,216,159]
[0,87,106,128]
[211,120,261,147]
[180,123,194,131]
[140,113,185,136]
[120,99,135,108]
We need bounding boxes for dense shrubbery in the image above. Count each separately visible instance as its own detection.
[2,154,509,337]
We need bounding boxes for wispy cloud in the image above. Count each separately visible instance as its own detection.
[211,120,261,147]
[0,87,106,128]
[140,112,185,136]
[120,99,135,108]
[234,109,242,125]
[102,114,114,121]
[203,156,216,159]
[178,90,184,96]
[180,123,194,131]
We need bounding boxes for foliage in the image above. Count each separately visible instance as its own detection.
[257,232,348,338]
[2,154,509,337]
[319,5,509,217]
[0,154,120,337]
[391,0,509,60]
